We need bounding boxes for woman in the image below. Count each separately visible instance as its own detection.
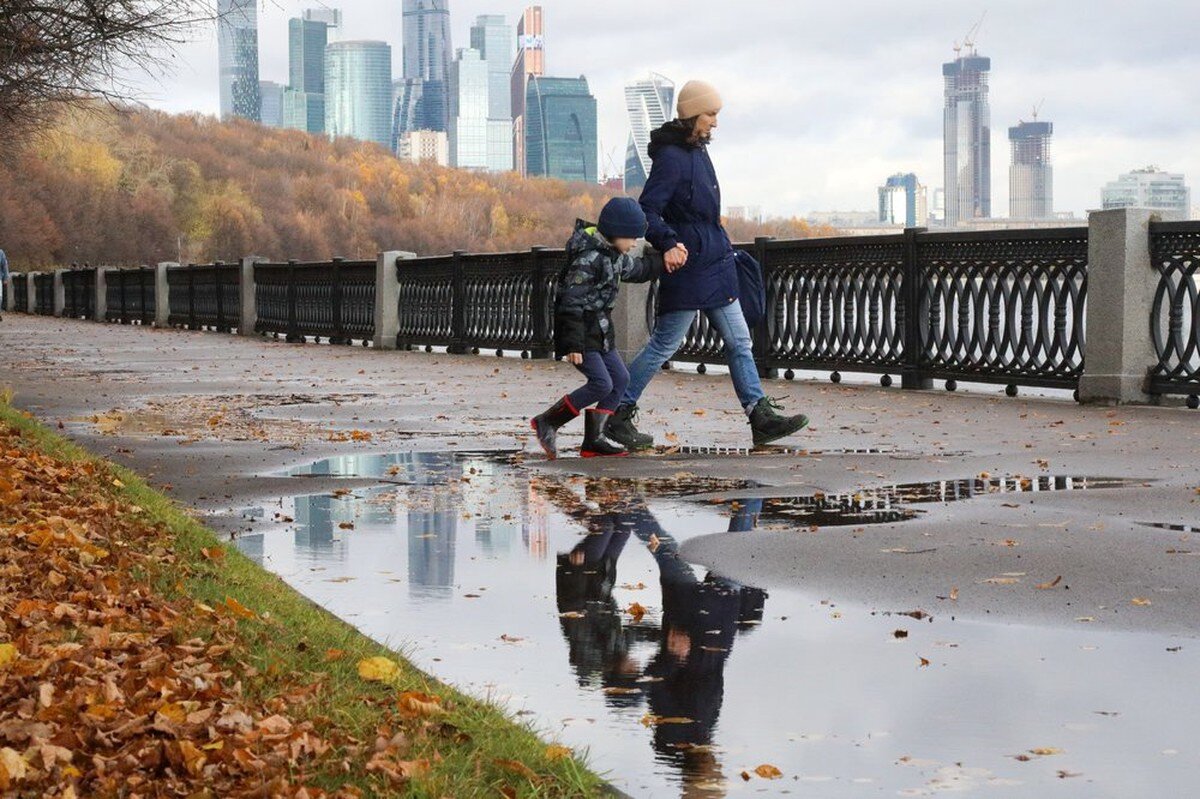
[605,80,810,449]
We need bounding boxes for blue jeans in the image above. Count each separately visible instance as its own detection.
[567,348,630,413]
[622,300,765,413]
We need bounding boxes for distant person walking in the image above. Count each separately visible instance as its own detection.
[604,81,809,450]
[530,197,660,459]
[0,248,9,322]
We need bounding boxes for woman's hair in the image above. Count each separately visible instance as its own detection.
[677,115,711,145]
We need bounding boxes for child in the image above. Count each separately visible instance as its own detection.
[531,197,666,459]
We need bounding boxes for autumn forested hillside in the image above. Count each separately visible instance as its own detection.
[0,105,831,267]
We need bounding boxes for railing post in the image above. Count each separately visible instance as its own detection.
[212,260,224,331]
[155,262,175,327]
[330,256,346,344]
[446,250,469,354]
[284,259,301,342]
[751,237,778,379]
[1078,208,1159,404]
[901,226,933,390]
[373,251,416,350]
[94,267,108,322]
[137,267,149,324]
[52,269,66,317]
[3,273,13,313]
[26,272,38,315]
[528,246,552,359]
[239,256,262,336]
[186,264,197,329]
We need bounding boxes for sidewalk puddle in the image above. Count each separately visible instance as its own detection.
[237,454,1195,797]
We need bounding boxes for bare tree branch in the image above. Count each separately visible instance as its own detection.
[0,1,219,160]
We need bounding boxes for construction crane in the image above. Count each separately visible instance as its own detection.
[955,11,988,56]
[1031,98,1045,122]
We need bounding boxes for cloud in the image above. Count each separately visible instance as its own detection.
[108,0,1200,219]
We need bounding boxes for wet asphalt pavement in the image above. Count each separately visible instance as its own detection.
[2,315,1199,795]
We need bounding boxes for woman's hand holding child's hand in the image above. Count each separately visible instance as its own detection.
[664,243,688,273]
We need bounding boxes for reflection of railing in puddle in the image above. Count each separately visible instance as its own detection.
[755,475,1145,529]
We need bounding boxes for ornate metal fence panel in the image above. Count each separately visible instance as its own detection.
[336,260,377,341]
[761,236,907,374]
[1149,221,1200,397]
[105,267,156,324]
[62,268,96,319]
[913,229,1088,389]
[395,255,457,350]
[252,260,375,342]
[12,274,28,313]
[254,262,291,337]
[459,250,557,355]
[168,263,240,331]
[34,273,54,315]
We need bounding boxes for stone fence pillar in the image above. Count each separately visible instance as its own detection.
[1078,208,1160,405]
[52,269,66,316]
[155,262,177,327]
[2,274,12,312]
[611,245,662,364]
[239,256,266,336]
[94,267,108,322]
[26,272,38,313]
[373,251,416,350]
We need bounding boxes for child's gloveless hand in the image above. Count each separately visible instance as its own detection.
[567,352,583,365]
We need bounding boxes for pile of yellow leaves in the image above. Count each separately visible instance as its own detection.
[0,425,378,796]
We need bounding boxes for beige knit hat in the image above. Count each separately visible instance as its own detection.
[676,80,723,119]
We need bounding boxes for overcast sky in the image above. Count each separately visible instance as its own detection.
[125,0,1200,219]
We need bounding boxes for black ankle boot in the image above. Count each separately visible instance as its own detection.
[581,410,627,458]
[605,403,654,451]
[530,396,578,459]
[748,397,809,446]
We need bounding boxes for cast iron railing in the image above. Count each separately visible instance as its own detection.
[12,274,28,313]
[24,225,1200,404]
[168,262,241,331]
[254,259,376,343]
[62,267,96,320]
[1149,221,1200,398]
[105,266,157,324]
[652,228,1088,392]
[396,249,558,356]
[33,273,54,315]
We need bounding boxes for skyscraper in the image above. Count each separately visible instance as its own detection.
[878,173,928,227]
[402,0,452,133]
[510,6,545,177]
[470,14,514,172]
[1101,167,1192,221]
[391,78,424,153]
[525,76,597,184]
[217,0,260,122]
[303,7,341,33]
[325,41,393,148]
[284,15,329,134]
[258,81,284,127]
[625,73,675,194]
[1008,119,1053,219]
[942,48,991,227]
[449,49,489,169]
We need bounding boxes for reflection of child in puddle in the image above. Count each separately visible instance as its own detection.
[545,481,767,790]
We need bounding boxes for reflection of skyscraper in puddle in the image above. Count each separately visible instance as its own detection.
[458,455,528,557]
[405,451,462,598]
[292,494,348,561]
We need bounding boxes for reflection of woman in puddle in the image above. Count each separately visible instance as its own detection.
[547,481,766,794]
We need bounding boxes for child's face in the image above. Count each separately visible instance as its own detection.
[612,237,638,254]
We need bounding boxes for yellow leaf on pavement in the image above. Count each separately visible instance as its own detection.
[754,764,783,779]
[0,643,17,668]
[1131,597,1152,606]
